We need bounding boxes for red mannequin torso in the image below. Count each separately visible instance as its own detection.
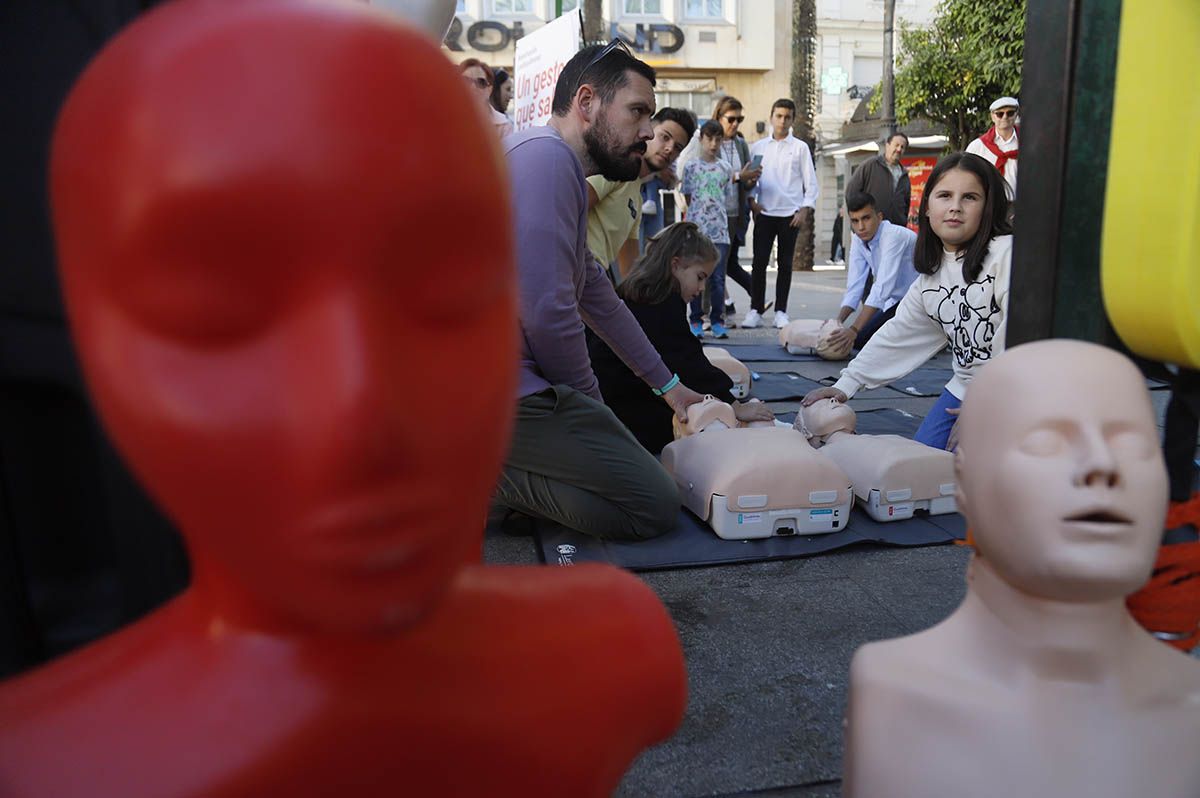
[0,2,687,793]
[1,565,683,797]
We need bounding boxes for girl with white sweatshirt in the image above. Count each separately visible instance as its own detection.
[802,152,1013,450]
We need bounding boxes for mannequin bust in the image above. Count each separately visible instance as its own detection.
[0,3,686,796]
[703,346,751,399]
[796,399,956,520]
[844,340,1200,798]
[779,319,853,360]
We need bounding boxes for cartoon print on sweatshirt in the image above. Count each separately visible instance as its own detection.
[924,273,1000,368]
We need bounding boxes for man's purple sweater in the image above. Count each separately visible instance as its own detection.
[505,126,672,401]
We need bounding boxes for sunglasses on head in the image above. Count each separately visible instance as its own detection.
[723,115,745,124]
[993,109,1017,118]
[464,75,491,89]
[580,36,638,73]
[575,38,635,93]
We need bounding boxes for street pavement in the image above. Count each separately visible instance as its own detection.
[484,262,1191,798]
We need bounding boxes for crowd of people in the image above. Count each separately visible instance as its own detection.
[469,43,1019,541]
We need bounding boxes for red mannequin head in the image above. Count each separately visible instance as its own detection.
[51,0,516,634]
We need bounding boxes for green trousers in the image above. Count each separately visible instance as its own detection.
[496,385,679,540]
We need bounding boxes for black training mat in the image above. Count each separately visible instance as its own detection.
[880,366,1172,397]
[885,367,953,397]
[750,372,825,401]
[537,506,966,571]
[775,407,924,438]
[702,342,824,362]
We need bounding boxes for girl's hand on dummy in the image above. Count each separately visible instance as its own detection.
[945,407,961,451]
[733,401,774,424]
[662,382,704,422]
[801,387,848,406]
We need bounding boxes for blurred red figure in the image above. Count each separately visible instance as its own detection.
[0,1,686,795]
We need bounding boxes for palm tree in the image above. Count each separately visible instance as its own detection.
[583,0,604,45]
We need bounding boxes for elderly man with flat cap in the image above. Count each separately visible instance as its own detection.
[966,96,1020,194]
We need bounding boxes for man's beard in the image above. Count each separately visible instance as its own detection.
[584,111,645,182]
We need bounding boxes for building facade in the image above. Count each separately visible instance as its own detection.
[443,1,793,145]
[812,0,940,258]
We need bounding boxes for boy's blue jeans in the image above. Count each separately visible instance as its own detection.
[689,243,729,325]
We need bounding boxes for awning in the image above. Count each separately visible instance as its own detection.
[817,135,949,158]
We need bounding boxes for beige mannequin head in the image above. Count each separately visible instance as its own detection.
[673,395,737,438]
[781,319,852,360]
[816,320,854,360]
[795,398,857,443]
[955,340,1167,602]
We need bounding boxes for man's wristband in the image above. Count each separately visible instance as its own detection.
[653,373,681,396]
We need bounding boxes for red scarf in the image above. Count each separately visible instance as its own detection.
[979,126,1018,175]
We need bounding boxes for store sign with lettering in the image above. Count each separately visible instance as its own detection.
[444,18,686,54]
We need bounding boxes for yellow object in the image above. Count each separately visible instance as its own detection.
[1101,1,1200,368]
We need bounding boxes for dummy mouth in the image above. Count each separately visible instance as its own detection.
[1063,509,1132,525]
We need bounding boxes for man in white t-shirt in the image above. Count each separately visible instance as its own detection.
[966,96,1019,194]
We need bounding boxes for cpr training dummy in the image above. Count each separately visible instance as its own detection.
[779,319,855,360]
[703,347,751,398]
[795,399,956,521]
[662,398,853,539]
[0,2,686,796]
[843,340,1200,798]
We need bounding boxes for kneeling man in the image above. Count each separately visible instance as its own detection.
[828,190,917,352]
[498,44,703,540]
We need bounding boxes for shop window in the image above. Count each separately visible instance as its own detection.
[655,91,714,121]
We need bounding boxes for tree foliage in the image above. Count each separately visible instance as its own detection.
[886,0,1025,149]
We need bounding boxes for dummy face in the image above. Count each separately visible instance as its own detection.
[849,205,883,242]
[719,106,743,139]
[52,1,517,633]
[883,134,907,165]
[770,106,794,138]
[672,256,713,302]
[582,70,655,181]
[956,341,1167,602]
[992,106,1018,137]
[926,168,985,251]
[799,398,857,439]
[461,64,493,108]
[643,120,688,173]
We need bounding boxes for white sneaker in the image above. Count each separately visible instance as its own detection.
[774,310,790,329]
[741,309,762,328]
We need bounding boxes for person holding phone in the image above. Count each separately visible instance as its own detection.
[675,96,761,319]
[745,98,818,329]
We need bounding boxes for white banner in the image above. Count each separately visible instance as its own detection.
[512,10,581,131]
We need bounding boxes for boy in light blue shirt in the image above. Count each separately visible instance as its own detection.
[829,189,918,351]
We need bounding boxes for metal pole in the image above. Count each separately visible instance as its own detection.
[881,0,896,136]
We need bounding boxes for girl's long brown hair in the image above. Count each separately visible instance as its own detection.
[619,222,718,306]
